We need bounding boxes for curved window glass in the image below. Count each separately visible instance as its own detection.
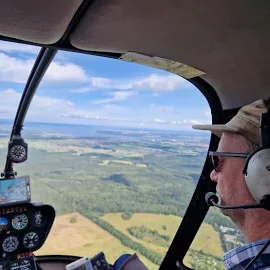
[0,44,213,269]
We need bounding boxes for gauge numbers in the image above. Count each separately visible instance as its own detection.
[23,232,39,249]
[12,214,28,230]
[2,236,19,252]
[10,145,27,162]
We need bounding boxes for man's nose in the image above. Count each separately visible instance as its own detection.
[210,169,218,182]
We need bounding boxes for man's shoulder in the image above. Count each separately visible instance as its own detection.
[223,238,270,270]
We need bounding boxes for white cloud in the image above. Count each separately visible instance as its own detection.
[0,53,33,83]
[132,74,186,91]
[0,41,68,61]
[92,91,137,104]
[61,108,134,123]
[154,118,167,124]
[0,88,209,131]
[62,106,133,124]
[172,119,203,125]
[0,52,88,84]
[62,112,107,121]
[186,119,202,125]
[62,112,144,125]
[0,41,190,93]
[71,73,189,93]
[91,77,113,88]
[0,89,22,119]
[0,89,74,120]
[69,77,114,93]
[70,87,93,93]
[152,118,204,126]
[32,95,74,110]
[45,61,88,83]
[0,41,40,54]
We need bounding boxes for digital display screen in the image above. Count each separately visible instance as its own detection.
[0,176,30,205]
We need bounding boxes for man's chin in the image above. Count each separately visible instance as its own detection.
[218,201,243,224]
[218,199,232,216]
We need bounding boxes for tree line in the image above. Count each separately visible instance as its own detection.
[127,226,170,247]
[80,210,164,265]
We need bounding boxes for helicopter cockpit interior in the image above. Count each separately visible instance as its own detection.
[0,1,269,270]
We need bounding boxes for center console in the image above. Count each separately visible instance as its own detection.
[0,176,113,270]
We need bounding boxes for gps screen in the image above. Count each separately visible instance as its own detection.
[0,177,30,205]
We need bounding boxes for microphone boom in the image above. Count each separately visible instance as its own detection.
[205,192,263,209]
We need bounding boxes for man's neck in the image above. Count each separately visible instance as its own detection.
[237,210,270,243]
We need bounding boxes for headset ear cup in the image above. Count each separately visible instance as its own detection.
[245,148,270,202]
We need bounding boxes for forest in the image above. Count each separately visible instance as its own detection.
[0,123,245,269]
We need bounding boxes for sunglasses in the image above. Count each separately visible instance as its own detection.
[209,151,249,172]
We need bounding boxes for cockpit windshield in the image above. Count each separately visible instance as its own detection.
[0,40,238,270]
[0,41,41,169]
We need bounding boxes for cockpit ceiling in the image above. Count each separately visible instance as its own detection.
[0,0,83,44]
[0,0,269,110]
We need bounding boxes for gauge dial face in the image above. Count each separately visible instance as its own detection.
[2,236,19,252]
[34,211,44,226]
[10,145,26,161]
[23,232,39,249]
[34,211,45,226]
[12,214,28,230]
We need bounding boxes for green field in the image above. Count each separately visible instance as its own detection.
[102,213,224,258]
[36,212,157,269]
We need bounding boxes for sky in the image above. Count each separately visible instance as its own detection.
[0,40,211,130]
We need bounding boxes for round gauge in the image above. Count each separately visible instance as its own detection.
[2,236,19,252]
[12,214,28,230]
[10,145,26,162]
[0,217,9,231]
[23,232,39,249]
[34,211,45,226]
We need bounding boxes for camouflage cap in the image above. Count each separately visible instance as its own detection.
[192,99,269,145]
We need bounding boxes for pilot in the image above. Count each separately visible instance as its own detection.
[114,99,270,270]
[192,98,270,269]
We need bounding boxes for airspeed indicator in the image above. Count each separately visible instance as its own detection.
[12,214,28,230]
[23,232,39,249]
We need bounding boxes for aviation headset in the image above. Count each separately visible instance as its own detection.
[243,98,270,208]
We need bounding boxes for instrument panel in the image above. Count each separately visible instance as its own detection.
[0,203,55,258]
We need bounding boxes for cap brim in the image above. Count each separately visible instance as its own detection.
[192,124,239,138]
